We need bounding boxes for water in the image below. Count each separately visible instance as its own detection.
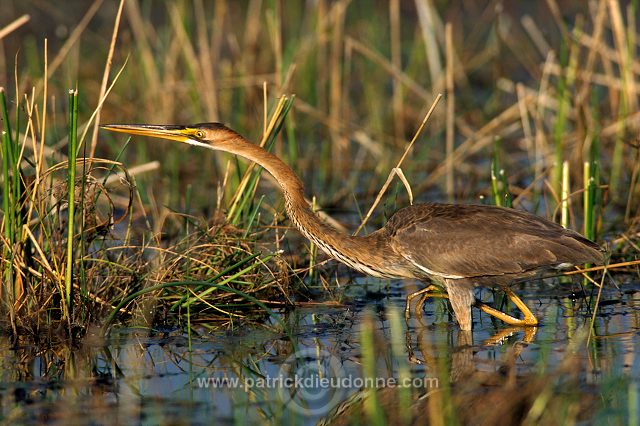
[1,277,639,425]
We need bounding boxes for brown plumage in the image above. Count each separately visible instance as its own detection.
[101,122,605,330]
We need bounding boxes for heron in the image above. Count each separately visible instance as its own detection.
[101,122,604,330]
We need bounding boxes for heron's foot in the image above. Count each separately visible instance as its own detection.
[404,327,423,364]
[475,288,538,327]
[404,285,448,321]
[483,326,538,346]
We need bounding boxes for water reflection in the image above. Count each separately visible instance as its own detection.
[0,280,638,424]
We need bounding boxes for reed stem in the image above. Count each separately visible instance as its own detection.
[64,89,79,317]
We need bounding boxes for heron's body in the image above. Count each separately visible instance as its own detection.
[102,122,604,330]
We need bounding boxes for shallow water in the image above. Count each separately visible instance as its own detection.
[1,277,639,425]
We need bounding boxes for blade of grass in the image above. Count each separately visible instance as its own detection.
[560,160,569,228]
[1,128,13,288]
[308,196,318,280]
[1,86,22,309]
[490,137,512,208]
[242,195,265,239]
[583,161,595,241]
[445,22,455,202]
[552,41,569,201]
[89,0,125,159]
[1,90,15,253]
[64,89,79,317]
[387,306,412,426]
[354,94,442,235]
[360,310,384,426]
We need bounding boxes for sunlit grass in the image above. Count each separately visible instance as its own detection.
[0,3,638,425]
[0,0,637,363]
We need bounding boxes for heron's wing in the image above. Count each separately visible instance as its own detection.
[388,204,602,278]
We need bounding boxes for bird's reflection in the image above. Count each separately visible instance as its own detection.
[318,321,603,426]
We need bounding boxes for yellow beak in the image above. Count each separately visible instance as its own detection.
[100,124,191,143]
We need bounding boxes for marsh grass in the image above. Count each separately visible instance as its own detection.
[64,89,78,315]
[0,88,294,342]
[0,38,298,341]
[0,82,141,339]
[315,308,615,426]
[0,1,639,343]
[2,3,638,424]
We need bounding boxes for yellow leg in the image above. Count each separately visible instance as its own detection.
[483,325,538,345]
[404,285,446,321]
[415,288,448,320]
[475,288,538,327]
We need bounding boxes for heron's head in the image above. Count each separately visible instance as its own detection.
[100,122,242,150]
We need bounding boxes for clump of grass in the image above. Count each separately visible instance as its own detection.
[0,69,298,342]
[0,80,142,339]
[102,219,292,331]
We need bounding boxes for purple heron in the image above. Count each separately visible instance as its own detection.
[101,123,604,330]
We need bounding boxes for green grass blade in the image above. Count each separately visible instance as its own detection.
[65,89,79,317]
[1,88,16,290]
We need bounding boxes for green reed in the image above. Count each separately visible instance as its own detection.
[552,39,570,202]
[584,94,601,242]
[1,89,14,287]
[360,310,385,426]
[64,89,79,317]
[560,161,570,229]
[387,306,412,425]
[490,138,512,208]
[1,91,16,266]
[0,86,25,319]
[583,161,599,242]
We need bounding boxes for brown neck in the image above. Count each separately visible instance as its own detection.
[215,137,309,214]
[212,137,407,277]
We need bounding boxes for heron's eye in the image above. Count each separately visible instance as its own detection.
[195,130,205,139]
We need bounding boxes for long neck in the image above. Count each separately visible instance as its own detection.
[212,137,405,277]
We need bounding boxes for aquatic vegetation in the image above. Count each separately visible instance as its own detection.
[0,1,639,423]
